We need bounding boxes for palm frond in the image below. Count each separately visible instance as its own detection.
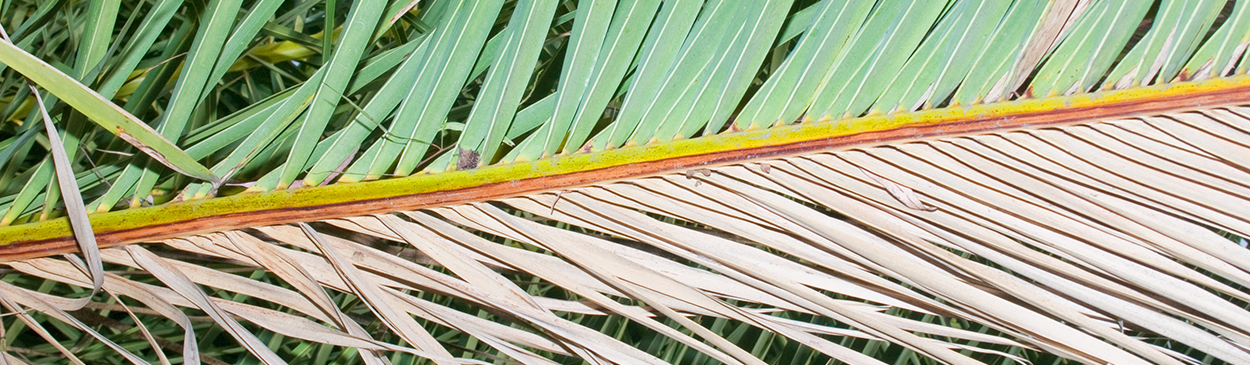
[0,0,1249,363]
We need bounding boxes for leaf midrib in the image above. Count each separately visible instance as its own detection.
[1,75,1248,261]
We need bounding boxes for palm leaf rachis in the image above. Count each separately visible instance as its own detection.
[1,0,1250,364]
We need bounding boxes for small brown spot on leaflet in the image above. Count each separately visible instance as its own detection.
[456,148,480,170]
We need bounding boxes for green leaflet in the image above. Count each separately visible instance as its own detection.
[95,0,185,98]
[1029,0,1153,96]
[622,0,736,145]
[120,0,245,208]
[1102,0,1225,89]
[695,0,794,138]
[734,0,872,129]
[302,35,433,186]
[807,0,948,119]
[949,0,1049,105]
[346,0,501,179]
[0,37,217,183]
[439,0,559,171]
[1183,0,1250,80]
[591,0,702,151]
[272,0,388,189]
[874,0,1011,112]
[533,0,616,158]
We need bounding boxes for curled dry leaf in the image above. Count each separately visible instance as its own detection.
[857,166,937,211]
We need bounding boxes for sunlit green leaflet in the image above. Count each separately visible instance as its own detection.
[1103,0,1225,89]
[873,0,1010,112]
[734,0,872,129]
[948,0,1049,105]
[586,0,701,151]
[431,0,559,171]
[504,0,663,161]
[808,0,946,119]
[620,0,737,145]
[47,0,119,205]
[300,37,432,186]
[1182,0,1250,79]
[1029,0,1153,96]
[527,0,616,159]
[343,0,502,179]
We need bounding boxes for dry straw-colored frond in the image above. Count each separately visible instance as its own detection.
[10,105,1250,364]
